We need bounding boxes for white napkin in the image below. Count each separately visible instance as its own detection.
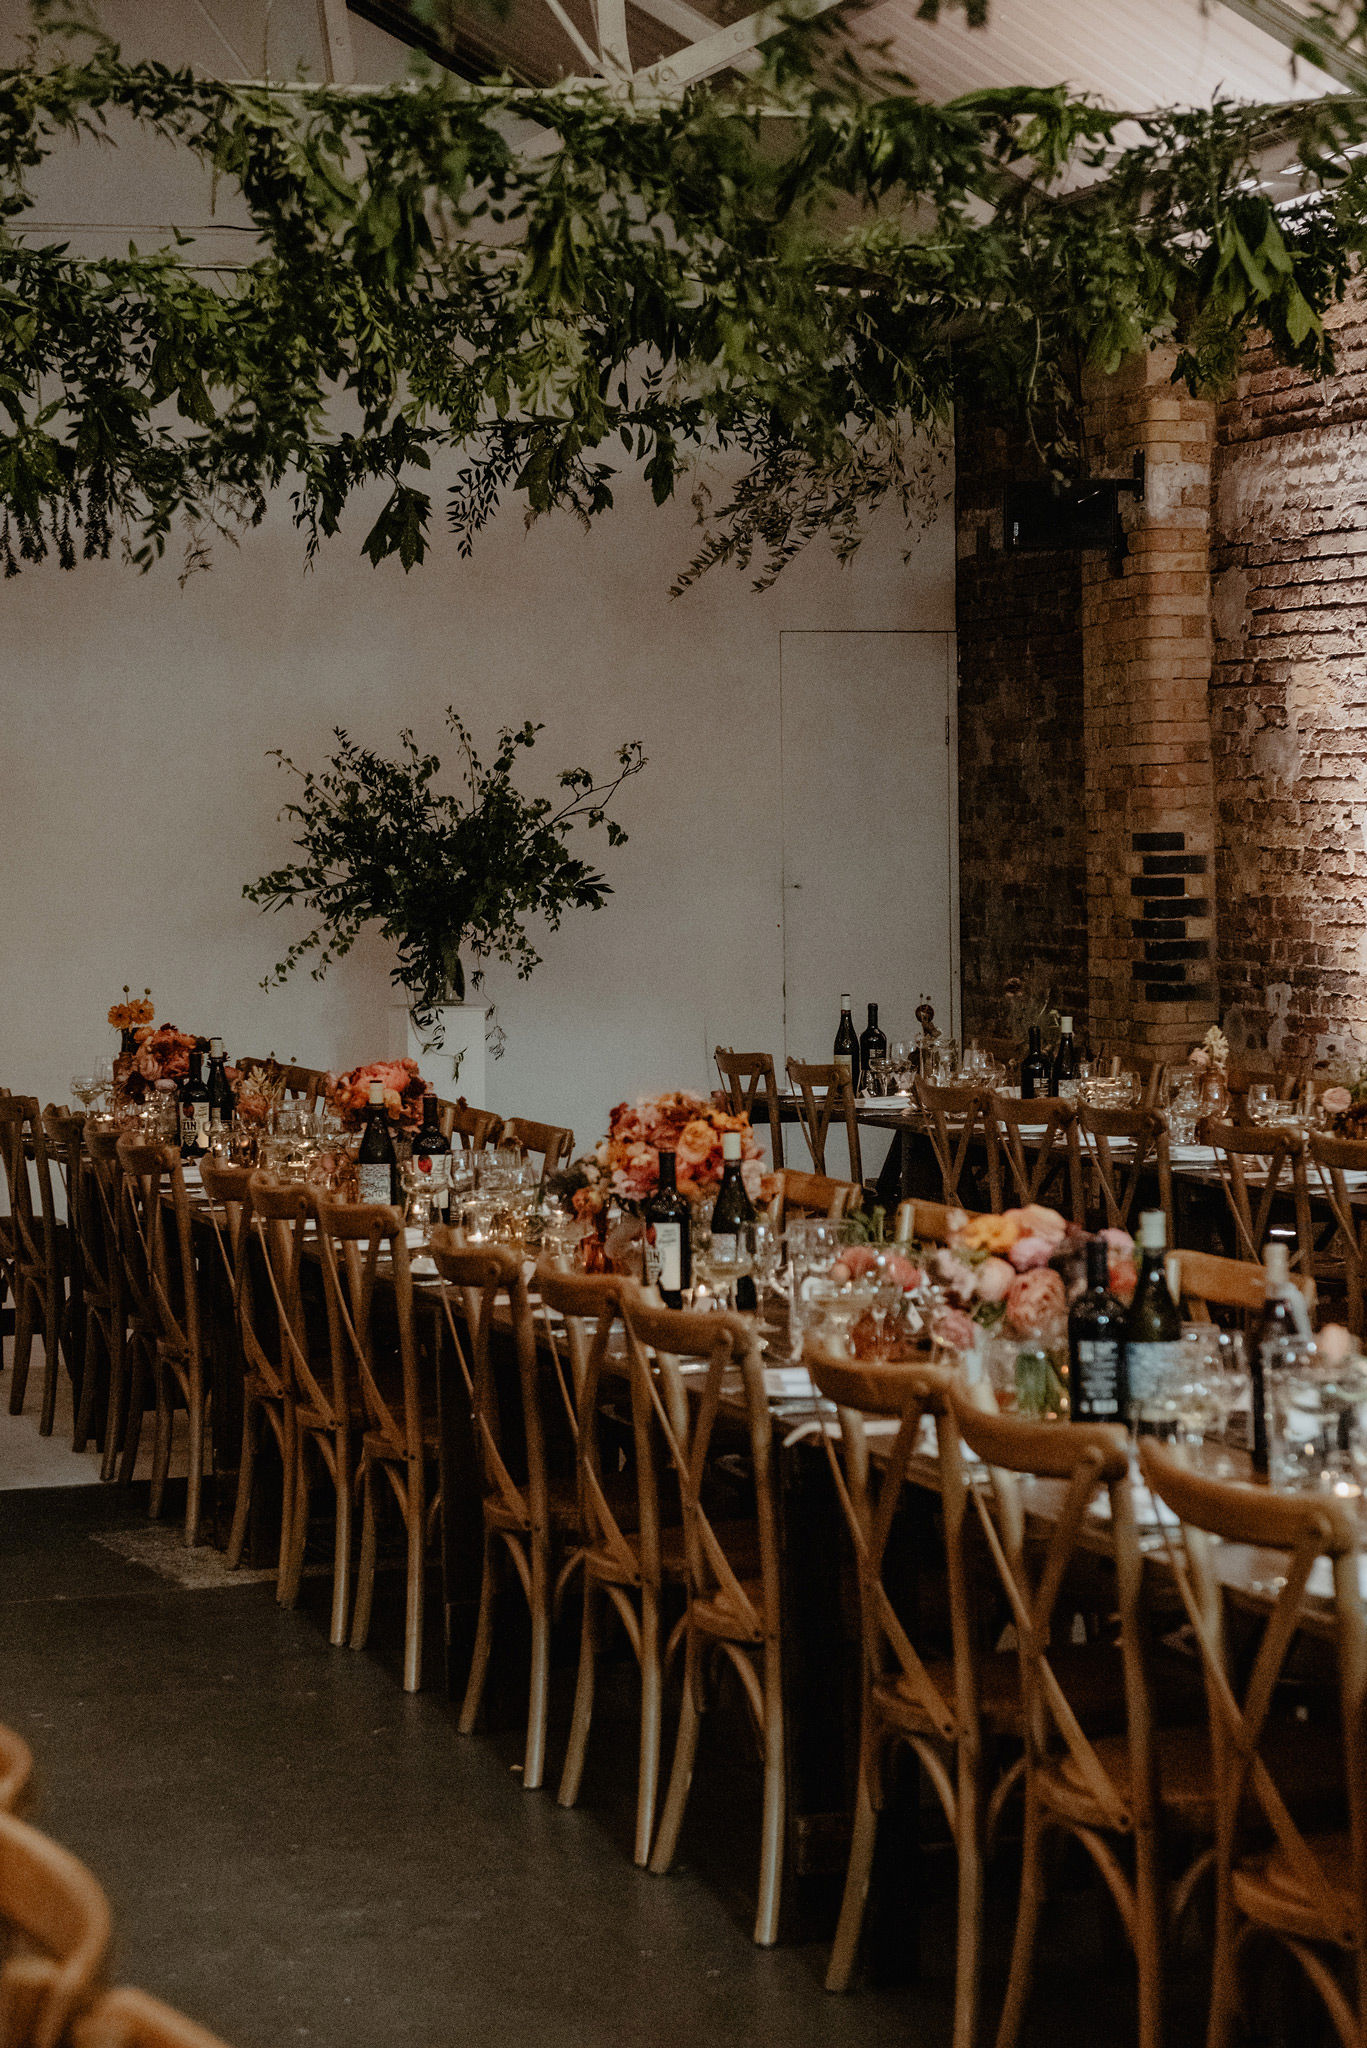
[765,1366,817,1400]
[860,1095,914,1112]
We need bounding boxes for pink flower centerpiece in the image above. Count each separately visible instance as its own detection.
[326,1058,427,1133]
[587,1091,765,1210]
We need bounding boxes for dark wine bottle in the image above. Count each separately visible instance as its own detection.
[644,1147,691,1310]
[179,1048,211,1154]
[1069,1237,1125,1421]
[357,1082,398,1206]
[1120,1210,1181,1419]
[833,994,857,1094]
[1020,1025,1051,1103]
[711,1130,758,1313]
[1051,1015,1080,1096]
[858,1003,887,1097]
[414,1085,452,1220]
[1249,1241,1311,1478]
[206,1038,234,1125]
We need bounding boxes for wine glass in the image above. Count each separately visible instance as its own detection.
[1245,1082,1277,1128]
[69,1074,101,1111]
[93,1056,115,1106]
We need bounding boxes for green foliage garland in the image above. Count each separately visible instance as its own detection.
[2,8,1367,583]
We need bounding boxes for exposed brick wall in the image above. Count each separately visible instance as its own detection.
[955,414,1088,1041]
[1210,288,1367,1069]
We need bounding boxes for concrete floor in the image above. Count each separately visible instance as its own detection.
[0,1344,1179,2048]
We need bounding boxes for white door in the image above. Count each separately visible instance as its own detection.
[779,629,957,1068]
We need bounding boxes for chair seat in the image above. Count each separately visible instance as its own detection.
[1054,1712,1345,1834]
[1233,1828,1359,1949]
[360,1424,441,1463]
[875,1642,1130,1742]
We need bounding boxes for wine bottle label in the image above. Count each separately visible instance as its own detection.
[1073,1340,1121,1418]
[417,1154,450,1214]
[180,1103,210,1151]
[357,1164,392,1205]
[653,1221,683,1293]
[1124,1340,1180,1404]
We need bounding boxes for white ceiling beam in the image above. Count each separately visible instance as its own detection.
[635,0,849,92]
[627,0,764,71]
[1214,0,1367,89]
[594,0,635,71]
[318,0,357,83]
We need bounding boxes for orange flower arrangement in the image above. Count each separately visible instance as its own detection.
[591,1091,763,1208]
[108,986,154,1032]
[325,1058,427,1133]
[121,1025,203,1102]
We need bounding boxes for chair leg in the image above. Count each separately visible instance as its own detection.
[401,1466,426,1694]
[329,1436,354,1649]
[558,1575,599,1813]
[826,1745,881,1991]
[118,1341,149,1487]
[349,1463,379,1653]
[650,1633,703,1878]
[73,1317,104,1455]
[753,1645,786,1947]
[101,1324,129,1483]
[952,1745,985,2048]
[278,1438,312,1610]
[148,1365,174,1521]
[8,1284,33,1415]
[524,1541,551,1789]
[37,1278,63,1437]
[1206,1878,1241,2048]
[635,1592,663,1869]
[225,1398,261,1571]
[184,1375,206,1548]
[458,1533,499,1738]
[994,1788,1047,2048]
[1134,1824,1166,2048]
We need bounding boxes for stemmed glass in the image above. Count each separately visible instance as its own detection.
[93,1056,115,1106]
[69,1075,101,1111]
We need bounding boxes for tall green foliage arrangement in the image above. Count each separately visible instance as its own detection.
[2,6,1367,584]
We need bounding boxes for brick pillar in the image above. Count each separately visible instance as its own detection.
[1082,348,1219,1061]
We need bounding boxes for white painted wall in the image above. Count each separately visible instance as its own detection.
[0,0,956,1152]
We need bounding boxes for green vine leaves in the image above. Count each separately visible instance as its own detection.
[2,6,1367,586]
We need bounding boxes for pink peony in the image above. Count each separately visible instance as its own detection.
[837,1246,922,1290]
[1322,1086,1353,1115]
[975,1256,1015,1303]
[1005,1267,1067,1338]
[931,1247,978,1306]
[1318,1323,1354,1365]
[1189,1047,1210,1069]
[931,1306,977,1353]
[1016,1203,1069,1242]
[1008,1234,1056,1272]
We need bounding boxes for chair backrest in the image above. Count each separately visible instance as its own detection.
[764,1167,861,1227]
[618,1287,780,1647]
[981,1034,1024,1070]
[69,1987,236,2048]
[947,1387,1155,1839]
[0,1725,33,1816]
[714,1049,785,1171]
[913,1080,993,1209]
[532,1261,657,1582]
[0,1095,51,1280]
[1077,1104,1172,1236]
[80,1127,125,1317]
[805,1346,977,1748]
[1308,1130,1367,1339]
[0,1808,111,2048]
[436,1100,503,1152]
[313,1197,421,1460]
[985,1092,1082,1220]
[43,1109,87,1299]
[1140,1438,1367,1974]
[279,1065,324,1108]
[429,1230,547,1538]
[785,1059,862,1184]
[1200,1120,1312,1268]
[1164,1247,1315,1323]
[242,1178,328,1417]
[1095,1049,1167,1109]
[892,1197,990,1246]
[499,1117,574,1186]
[113,1140,201,1364]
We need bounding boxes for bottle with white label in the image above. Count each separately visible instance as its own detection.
[356,1082,397,1206]
[414,1085,452,1220]
[1120,1209,1181,1417]
[1249,1241,1313,1477]
[1068,1237,1125,1420]
[179,1047,211,1153]
[644,1147,691,1310]
[833,995,857,1092]
[710,1130,758,1313]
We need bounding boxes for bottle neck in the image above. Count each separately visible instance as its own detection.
[656,1151,678,1194]
[1085,1239,1109,1292]
[187,1053,203,1083]
[1028,1026,1041,1053]
[866,1006,879,1027]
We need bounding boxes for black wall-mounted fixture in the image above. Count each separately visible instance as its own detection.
[1004,451,1146,569]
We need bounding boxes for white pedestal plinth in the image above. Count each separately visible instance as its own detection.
[390,1003,488,1106]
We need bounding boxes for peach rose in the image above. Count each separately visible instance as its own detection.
[956,1212,1026,1255]
[931,1248,978,1305]
[1322,1086,1353,1115]
[1008,1234,1056,1272]
[975,1256,1015,1303]
[1016,1204,1069,1243]
[1005,1267,1066,1338]
[838,1246,923,1290]
[930,1306,977,1353]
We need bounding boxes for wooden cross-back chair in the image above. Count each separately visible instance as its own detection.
[429,1230,560,1781]
[0,1724,33,1817]
[533,1261,676,1866]
[1307,1131,1367,1339]
[624,1291,786,1946]
[315,1198,439,1695]
[1094,1049,1168,1110]
[1140,1440,1367,2048]
[81,1127,129,1480]
[197,1164,278,1576]
[785,1058,863,1185]
[913,1080,994,1211]
[245,1180,355,1639]
[0,1808,112,2048]
[1200,1120,1313,1270]
[1078,1104,1173,1238]
[113,1139,210,1544]
[499,1116,574,1186]
[435,1100,503,1152]
[1165,1247,1316,1324]
[70,1987,237,2048]
[804,1349,1021,2042]
[946,1389,1213,2048]
[714,1049,785,1171]
[986,1093,1083,1222]
[0,1095,68,1435]
[764,1167,861,1229]
[42,1107,88,1436]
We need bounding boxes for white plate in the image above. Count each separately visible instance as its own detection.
[764,1366,817,1400]
[860,1095,915,1112]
